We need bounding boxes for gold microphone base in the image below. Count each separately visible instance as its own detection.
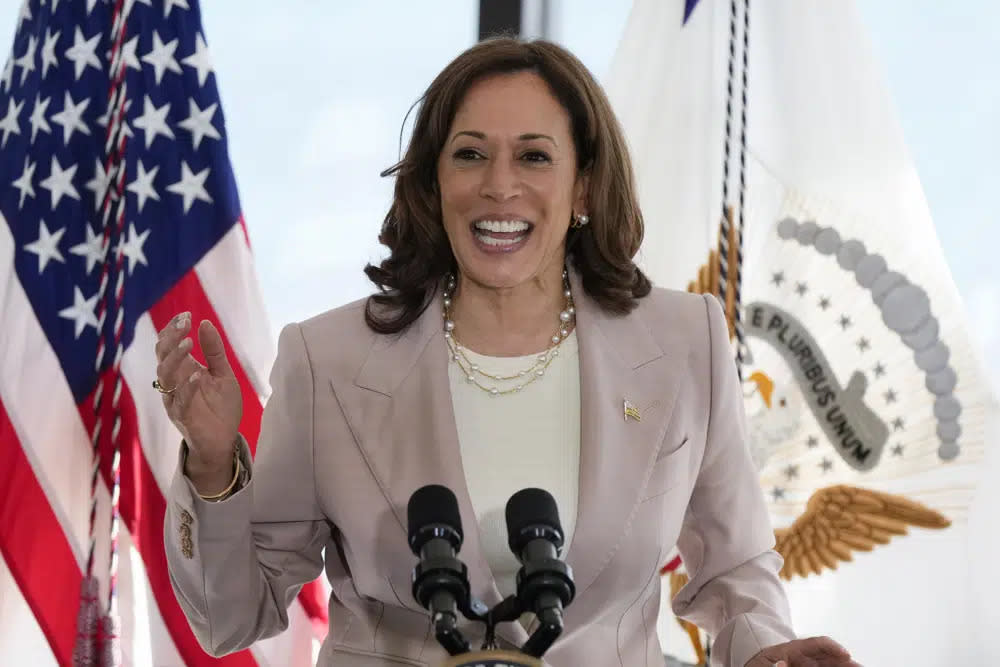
[440,649,544,666]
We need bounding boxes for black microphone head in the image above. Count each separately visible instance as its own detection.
[506,488,564,556]
[407,484,463,554]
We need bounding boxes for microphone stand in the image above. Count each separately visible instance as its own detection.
[520,595,564,658]
[430,590,470,655]
[467,593,564,657]
[425,590,563,666]
[481,595,522,650]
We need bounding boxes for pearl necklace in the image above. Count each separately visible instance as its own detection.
[442,270,576,396]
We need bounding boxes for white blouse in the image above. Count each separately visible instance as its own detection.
[448,331,581,599]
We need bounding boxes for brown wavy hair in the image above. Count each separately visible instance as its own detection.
[364,37,651,334]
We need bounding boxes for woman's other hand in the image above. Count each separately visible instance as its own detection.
[746,636,861,667]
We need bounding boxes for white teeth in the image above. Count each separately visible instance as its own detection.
[474,220,530,233]
[478,234,526,246]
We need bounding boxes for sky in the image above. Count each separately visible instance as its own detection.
[0,0,996,385]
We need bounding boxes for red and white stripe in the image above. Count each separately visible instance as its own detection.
[0,215,328,665]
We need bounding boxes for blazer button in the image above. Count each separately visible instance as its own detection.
[180,509,193,525]
[181,535,194,559]
[179,523,191,539]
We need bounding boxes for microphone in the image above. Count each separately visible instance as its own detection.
[407,484,471,655]
[505,488,576,658]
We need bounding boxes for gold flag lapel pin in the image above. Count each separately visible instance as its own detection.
[624,399,641,422]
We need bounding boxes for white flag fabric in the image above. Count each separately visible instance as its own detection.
[606,2,1000,665]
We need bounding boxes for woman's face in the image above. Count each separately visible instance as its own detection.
[437,71,587,292]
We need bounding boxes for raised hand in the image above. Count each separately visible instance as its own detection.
[154,312,243,494]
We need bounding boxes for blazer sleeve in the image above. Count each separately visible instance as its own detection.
[164,322,332,657]
[670,294,796,667]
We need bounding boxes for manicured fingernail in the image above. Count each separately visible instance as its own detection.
[175,312,190,329]
[189,370,200,384]
[179,338,193,352]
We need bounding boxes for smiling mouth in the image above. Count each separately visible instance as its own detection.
[470,219,533,249]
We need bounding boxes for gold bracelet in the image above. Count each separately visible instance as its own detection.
[197,449,241,501]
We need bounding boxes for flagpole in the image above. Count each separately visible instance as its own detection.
[478,0,522,40]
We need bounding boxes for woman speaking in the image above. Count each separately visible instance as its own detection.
[156,38,857,667]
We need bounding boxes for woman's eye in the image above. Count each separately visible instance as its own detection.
[521,151,551,163]
[453,149,482,161]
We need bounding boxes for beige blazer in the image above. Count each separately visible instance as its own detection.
[165,269,795,667]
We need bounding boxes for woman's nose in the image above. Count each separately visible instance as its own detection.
[478,158,521,202]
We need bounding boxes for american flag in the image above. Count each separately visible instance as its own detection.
[0,0,326,664]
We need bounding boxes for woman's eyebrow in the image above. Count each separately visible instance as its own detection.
[449,130,558,147]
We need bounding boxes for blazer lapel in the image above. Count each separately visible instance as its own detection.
[563,268,686,598]
[335,289,529,648]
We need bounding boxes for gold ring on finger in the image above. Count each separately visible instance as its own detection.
[153,379,176,394]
